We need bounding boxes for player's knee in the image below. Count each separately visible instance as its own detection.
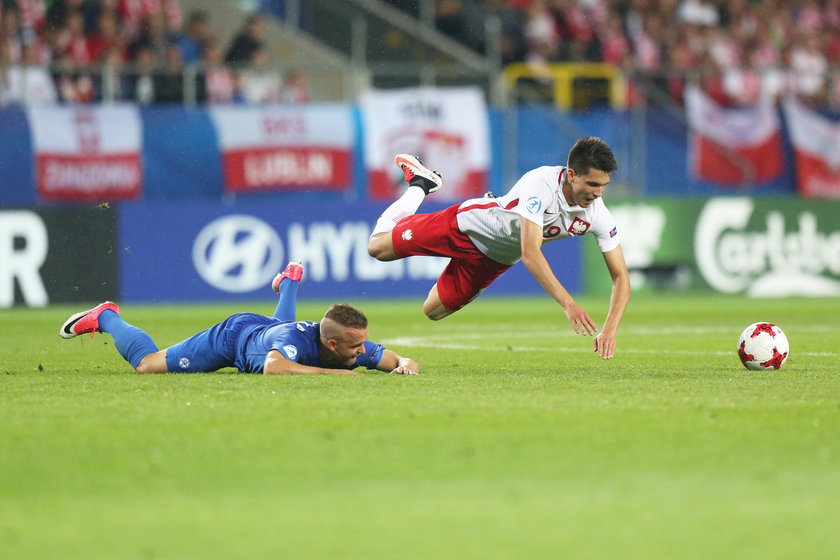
[367,235,395,261]
[367,240,383,260]
[135,354,165,374]
[423,303,452,321]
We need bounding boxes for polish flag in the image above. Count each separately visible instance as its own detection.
[26,105,143,203]
[783,97,840,198]
[685,85,783,186]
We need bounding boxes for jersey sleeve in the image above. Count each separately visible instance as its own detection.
[513,172,553,226]
[354,340,385,370]
[591,202,621,253]
[269,326,312,363]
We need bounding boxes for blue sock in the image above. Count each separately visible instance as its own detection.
[98,310,158,369]
[272,278,300,321]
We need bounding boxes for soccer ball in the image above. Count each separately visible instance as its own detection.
[737,322,790,370]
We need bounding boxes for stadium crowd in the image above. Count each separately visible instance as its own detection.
[3,0,838,108]
[0,0,309,105]
[434,0,840,107]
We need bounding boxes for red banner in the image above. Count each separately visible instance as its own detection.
[222,147,351,192]
[26,106,143,203]
[685,86,782,186]
[210,106,354,194]
[783,98,840,198]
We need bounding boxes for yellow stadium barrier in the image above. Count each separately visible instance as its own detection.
[501,62,626,110]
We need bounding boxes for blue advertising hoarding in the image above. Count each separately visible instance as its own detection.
[119,200,583,303]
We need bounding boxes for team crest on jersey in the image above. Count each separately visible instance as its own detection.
[282,345,298,360]
[402,229,413,241]
[567,217,591,236]
[526,196,542,214]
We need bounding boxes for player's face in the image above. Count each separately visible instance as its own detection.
[567,168,611,208]
[329,327,368,366]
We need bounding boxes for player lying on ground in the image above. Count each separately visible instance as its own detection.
[59,262,419,375]
[367,137,630,360]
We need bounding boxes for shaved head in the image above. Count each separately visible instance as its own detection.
[320,304,368,342]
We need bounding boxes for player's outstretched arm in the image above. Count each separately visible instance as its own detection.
[263,350,360,375]
[520,218,598,335]
[375,349,420,375]
[593,245,631,360]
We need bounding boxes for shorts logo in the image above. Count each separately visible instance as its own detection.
[179,357,190,369]
[567,217,591,236]
[402,229,413,241]
[282,345,298,360]
[526,196,542,214]
[609,227,618,238]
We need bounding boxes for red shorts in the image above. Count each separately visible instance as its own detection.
[392,204,511,311]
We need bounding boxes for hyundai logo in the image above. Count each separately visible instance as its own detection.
[192,214,283,293]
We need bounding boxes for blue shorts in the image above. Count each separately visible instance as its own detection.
[164,313,276,373]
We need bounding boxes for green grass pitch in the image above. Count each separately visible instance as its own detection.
[2,294,839,559]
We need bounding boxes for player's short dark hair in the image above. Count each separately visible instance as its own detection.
[567,137,618,176]
[324,304,368,330]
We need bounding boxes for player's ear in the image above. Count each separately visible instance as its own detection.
[567,168,576,182]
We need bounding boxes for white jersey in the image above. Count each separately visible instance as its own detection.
[455,166,621,265]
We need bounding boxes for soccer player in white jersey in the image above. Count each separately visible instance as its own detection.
[368,137,631,360]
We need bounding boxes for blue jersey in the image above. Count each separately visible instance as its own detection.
[165,313,386,374]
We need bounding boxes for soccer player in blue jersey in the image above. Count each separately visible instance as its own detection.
[59,262,420,375]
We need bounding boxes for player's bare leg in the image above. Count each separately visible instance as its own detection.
[423,284,455,320]
[135,350,169,374]
[60,302,166,373]
[367,232,400,261]
[368,154,442,262]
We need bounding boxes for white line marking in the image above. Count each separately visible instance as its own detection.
[381,338,837,357]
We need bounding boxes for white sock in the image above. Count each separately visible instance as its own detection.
[371,186,426,236]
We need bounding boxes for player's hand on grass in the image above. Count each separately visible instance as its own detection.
[564,303,598,336]
[593,333,616,360]
[390,358,419,375]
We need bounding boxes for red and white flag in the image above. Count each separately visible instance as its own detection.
[685,85,783,186]
[26,105,143,202]
[361,87,490,200]
[783,97,840,198]
[210,105,353,193]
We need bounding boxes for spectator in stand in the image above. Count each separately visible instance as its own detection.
[225,13,264,66]
[174,9,212,63]
[789,33,828,105]
[128,10,170,64]
[0,6,23,64]
[238,44,281,104]
[118,0,182,40]
[598,13,630,66]
[126,42,155,103]
[88,9,125,64]
[152,41,183,103]
[631,12,665,73]
[553,0,598,62]
[1,40,58,105]
[98,45,129,101]
[522,0,559,64]
[53,49,96,103]
[484,0,525,64]
[696,50,728,105]
[197,38,236,104]
[55,8,93,66]
[282,70,309,104]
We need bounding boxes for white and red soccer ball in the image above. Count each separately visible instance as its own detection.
[737,322,790,370]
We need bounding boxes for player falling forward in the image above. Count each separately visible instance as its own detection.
[59,262,419,375]
[367,137,631,360]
